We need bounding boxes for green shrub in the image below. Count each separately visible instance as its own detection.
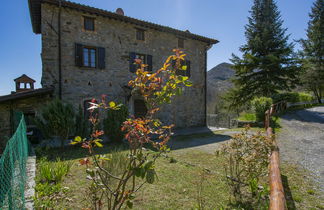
[37,157,72,184]
[103,104,129,142]
[251,97,273,122]
[75,105,90,138]
[272,92,314,103]
[298,92,314,103]
[218,127,272,207]
[35,98,75,148]
[238,112,256,122]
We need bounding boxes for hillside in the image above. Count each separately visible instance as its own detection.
[207,62,235,114]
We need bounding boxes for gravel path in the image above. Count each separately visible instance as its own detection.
[277,106,324,191]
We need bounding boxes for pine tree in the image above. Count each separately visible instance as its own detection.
[300,0,324,103]
[228,0,297,109]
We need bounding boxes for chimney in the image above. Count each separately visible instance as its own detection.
[13,74,36,93]
[116,8,124,16]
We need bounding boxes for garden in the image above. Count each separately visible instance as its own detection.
[31,50,324,209]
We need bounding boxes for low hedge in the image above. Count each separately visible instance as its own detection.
[272,92,314,103]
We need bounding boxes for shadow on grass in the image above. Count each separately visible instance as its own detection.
[35,142,129,161]
[168,129,232,150]
[36,128,233,161]
[282,174,297,210]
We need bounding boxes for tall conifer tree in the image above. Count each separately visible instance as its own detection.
[228,0,297,108]
[300,0,324,103]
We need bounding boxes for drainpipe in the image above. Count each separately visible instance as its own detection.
[58,0,62,99]
[204,50,207,127]
[9,101,13,135]
[204,44,212,127]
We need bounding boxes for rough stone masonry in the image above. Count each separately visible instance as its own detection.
[32,0,217,128]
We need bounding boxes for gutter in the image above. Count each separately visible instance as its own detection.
[58,0,62,99]
[204,51,207,126]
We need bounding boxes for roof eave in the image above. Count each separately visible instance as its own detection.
[29,0,218,44]
[0,87,54,104]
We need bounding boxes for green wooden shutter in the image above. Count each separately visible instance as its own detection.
[97,47,106,69]
[186,60,191,77]
[75,43,83,67]
[129,52,136,73]
[147,55,153,72]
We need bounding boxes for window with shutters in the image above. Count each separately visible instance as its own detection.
[129,52,152,73]
[75,43,105,69]
[136,28,145,41]
[173,59,191,77]
[84,17,95,31]
[178,38,185,48]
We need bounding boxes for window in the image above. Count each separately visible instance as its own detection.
[173,59,191,77]
[129,52,152,72]
[84,17,95,31]
[136,28,145,41]
[83,47,96,68]
[178,38,185,48]
[75,44,105,69]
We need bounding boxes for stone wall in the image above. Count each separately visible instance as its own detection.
[41,3,209,128]
[0,95,52,150]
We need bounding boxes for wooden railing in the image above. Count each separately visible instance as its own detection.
[264,101,287,210]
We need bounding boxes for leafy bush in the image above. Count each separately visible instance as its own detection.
[35,158,72,208]
[35,98,75,148]
[238,112,256,122]
[251,97,273,122]
[298,92,314,103]
[37,157,72,184]
[103,104,129,142]
[217,126,272,208]
[272,92,314,103]
[75,105,90,138]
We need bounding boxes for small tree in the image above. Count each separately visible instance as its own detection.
[103,104,129,142]
[35,98,75,148]
[71,49,192,209]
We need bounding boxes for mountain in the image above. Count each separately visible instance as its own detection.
[207,62,235,114]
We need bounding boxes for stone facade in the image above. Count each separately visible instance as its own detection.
[0,94,52,151]
[40,3,213,128]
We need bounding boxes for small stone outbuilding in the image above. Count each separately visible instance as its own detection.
[0,75,53,151]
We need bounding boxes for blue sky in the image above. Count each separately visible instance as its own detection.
[0,0,315,95]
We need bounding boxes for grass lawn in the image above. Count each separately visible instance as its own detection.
[238,112,257,122]
[34,132,323,209]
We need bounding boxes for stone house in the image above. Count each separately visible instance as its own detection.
[1,0,217,146]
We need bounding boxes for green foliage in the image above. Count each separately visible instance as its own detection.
[35,98,75,148]
[74,105,90,138]
[251,97,273,122]
[299,0,324,103]
[103,104,129,142]
[218,127,272,208]
[237,112,256,122]
[272,92,314,103]
[229,0,298,108]
[35,158,71,209]
[37,157,72,184]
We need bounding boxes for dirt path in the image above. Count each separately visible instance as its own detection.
[277,106,324,192]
